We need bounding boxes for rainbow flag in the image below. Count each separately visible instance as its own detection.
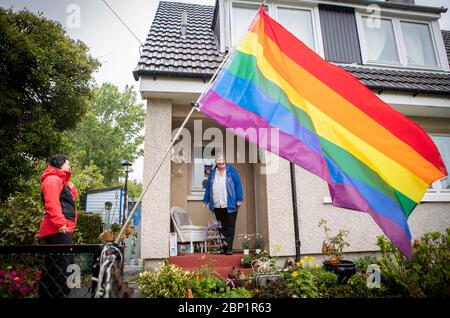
[198,7,447,258]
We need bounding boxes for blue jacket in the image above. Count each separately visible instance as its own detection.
[203,164,243,213]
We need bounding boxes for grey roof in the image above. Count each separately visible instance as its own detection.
[134,1,450,96]
[339,65,450,95]
[133,1,224,80]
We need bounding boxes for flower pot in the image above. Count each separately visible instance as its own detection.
[99,230,114,242]
[125,226,135,236]
[323,260,356,284]
[255,249,261,254]
[243,249,250,255]
[254,273,283,288]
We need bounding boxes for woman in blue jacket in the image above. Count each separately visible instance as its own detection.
[202,154,243,255]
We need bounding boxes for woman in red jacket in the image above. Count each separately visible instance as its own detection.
[39,154,78,243]
[38,154,77,298]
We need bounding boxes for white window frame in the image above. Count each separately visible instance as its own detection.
[356,11,442,70]
[228,1,324,57]
[423,134,450,202]
[190,143,221,197]
[272,4,325,58]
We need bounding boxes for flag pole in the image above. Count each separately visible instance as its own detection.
[290,163,301,261]
[115,46,235,244]
[116,7,262,243]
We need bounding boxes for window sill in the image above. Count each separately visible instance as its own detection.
[187,194,205,201]
[421,193,450,202]
[363,61,442,72]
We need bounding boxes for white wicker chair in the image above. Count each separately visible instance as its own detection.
[170,206,206,253]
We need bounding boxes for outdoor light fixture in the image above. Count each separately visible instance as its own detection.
[104,201,112,229]
[121,160,133,226]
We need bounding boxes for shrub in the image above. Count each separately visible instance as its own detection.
[253,278,295,298]
[377,229,450,298]
[215,287,252,298]
[191,273,228,298]
[284,270,320,298]
[0,194,41,245]
[76,211,102,244]
[354,255,379,272]
[135,262,193,298]
[308,267,338,294]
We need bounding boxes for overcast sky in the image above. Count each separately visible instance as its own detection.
[1,0,449,182]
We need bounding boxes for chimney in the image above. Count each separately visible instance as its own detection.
[181,10,187,38]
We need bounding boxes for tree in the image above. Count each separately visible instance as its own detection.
[0,8,99,201]
[67,83,145,184]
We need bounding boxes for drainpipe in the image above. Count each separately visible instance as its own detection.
[290,163,301,261]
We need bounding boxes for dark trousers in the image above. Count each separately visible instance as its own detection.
[214,208,238,252]
[39,233,73,298]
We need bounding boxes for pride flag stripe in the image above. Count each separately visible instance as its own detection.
[201,89,411,239]
[251,10,447,175]
[211,68,415,228]
[238,31,445,185]
[225,50,427,204]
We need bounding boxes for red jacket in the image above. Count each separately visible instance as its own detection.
[38,166,78,238]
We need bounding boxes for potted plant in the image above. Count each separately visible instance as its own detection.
[318,219,356,283]
[252,233,264,254]
[204,220,224,254]
[125,225,135,236]
[238,234,251,255]
[251,257,283,288]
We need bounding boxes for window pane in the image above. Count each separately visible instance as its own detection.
[431,136,450,190]
[362,17,399,63]
[192,146,218,191]
[401,21,437,66]
[276,8,315,50]
[232,4,260,45]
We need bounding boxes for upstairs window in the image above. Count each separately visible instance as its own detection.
[276,7,315,50]
[231,3,266,45]
[400,21,437,67]
[362,17,399,64]
[230,2,322,55]
[357,14,440,69]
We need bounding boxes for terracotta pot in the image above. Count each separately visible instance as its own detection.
[125,226,135,236]
[100,231,114,242]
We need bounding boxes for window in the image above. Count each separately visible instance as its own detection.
[362,17,399,63]
[429,135,450,191]
[191,144,220,194]
[422,135,450,202]
[357,14,439,69]
[230,3,321,55]
[231,4,264,45]
[276,7,315,50]
[400,21,437,67]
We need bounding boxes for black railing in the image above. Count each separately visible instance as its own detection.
[0,244,124,298]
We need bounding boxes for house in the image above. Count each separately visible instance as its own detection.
[134,0,450,269]
[85,186,124,226]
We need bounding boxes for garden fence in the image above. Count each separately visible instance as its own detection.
[0,244,130,298]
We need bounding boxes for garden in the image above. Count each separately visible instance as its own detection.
[134,222,450,298]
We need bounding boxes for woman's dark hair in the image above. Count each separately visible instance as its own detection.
[49,154,68,169]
